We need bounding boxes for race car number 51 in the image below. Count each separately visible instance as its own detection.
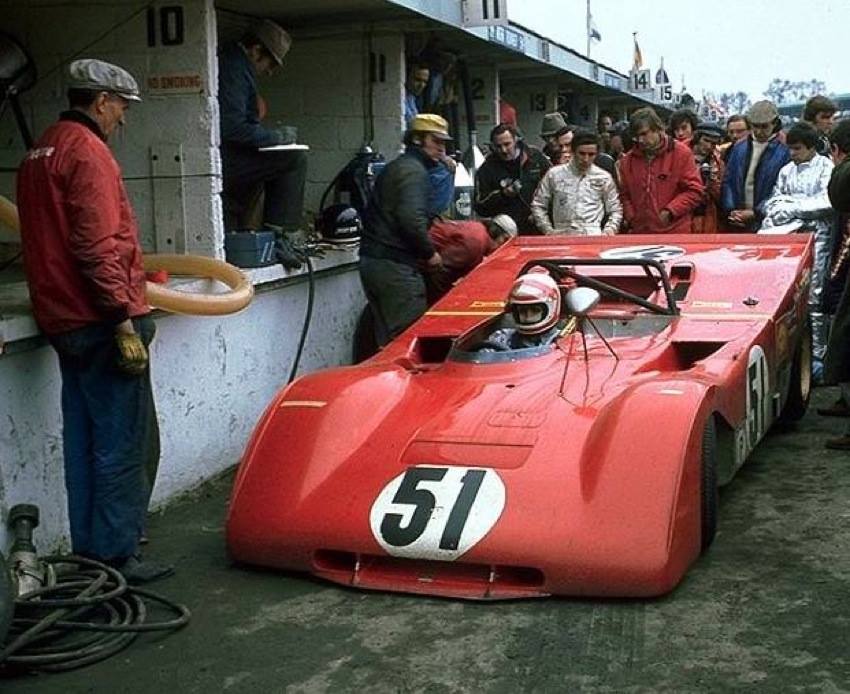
[370,466,506,561]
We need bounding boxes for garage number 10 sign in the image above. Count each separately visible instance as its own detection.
[370,466,506,561]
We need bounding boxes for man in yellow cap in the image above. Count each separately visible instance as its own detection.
[359,114,451,346]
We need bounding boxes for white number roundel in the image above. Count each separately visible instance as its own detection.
[369,466,506,561]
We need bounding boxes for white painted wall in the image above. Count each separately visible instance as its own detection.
[0,266,366,552]
[0,0,222,256]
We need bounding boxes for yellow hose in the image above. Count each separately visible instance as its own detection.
[0,195,20,236]
[143,254,254,315]
[1,194,253,316]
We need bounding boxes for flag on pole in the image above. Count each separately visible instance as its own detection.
[656,56,669,85]
[588,15,601,42]
[632,32,643,70]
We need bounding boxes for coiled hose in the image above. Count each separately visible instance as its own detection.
[0,555,190,674]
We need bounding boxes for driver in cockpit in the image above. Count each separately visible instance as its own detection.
[477,270,567,351]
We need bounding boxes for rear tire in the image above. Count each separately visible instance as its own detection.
[701,414,719,553]
[779,326,812,424]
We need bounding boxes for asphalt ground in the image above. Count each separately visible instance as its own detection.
[3,387,850,694]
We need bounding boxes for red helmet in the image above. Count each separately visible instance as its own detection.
[507,271,561,334]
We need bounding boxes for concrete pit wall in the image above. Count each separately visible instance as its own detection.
[0,267,365,552]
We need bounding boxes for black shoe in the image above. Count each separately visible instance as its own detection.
[116,555,174,585]
[273,234,307,270]
[825,435,850,451]
[817,398,850,417]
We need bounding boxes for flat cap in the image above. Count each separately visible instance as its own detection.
[68,59,141,101]
[409,113,452,140]
[695,121,726,141]
[251,19,292,65]
[540,112,567,137]
[747,100,778,125]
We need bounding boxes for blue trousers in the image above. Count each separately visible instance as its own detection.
[49,316,157,562]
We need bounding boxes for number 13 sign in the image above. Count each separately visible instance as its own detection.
[370,466,506,560]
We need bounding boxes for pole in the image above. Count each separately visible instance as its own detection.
[586,0,591,57]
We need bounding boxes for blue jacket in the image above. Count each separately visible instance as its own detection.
[218,42,279,149]
[721,136,790,225]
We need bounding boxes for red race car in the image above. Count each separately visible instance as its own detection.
[227,233,813,599]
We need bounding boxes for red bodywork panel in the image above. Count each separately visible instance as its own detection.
[227,234,813,599]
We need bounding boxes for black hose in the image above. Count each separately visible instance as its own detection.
[0,555,190,674]
[287,255,315,384]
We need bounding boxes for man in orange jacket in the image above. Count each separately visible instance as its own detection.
[617,107,704,234]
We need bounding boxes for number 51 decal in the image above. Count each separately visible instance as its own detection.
[369,466,506,561]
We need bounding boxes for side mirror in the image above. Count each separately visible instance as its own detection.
[564,287,600,317]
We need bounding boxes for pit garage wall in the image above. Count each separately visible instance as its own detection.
[248,25,406,215]
[0,269,365,552]
[0,0,377,551]
[0,0,223,257]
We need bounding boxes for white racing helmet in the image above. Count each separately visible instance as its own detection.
[507,271,561,334]
[489,214,518,240]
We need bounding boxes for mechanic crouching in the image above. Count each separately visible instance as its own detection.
[426,214,517,302]
[359,114,451,347]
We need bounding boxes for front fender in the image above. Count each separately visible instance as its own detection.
[569,376,716,593]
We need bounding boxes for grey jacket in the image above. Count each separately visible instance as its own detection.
[531,161,622,235]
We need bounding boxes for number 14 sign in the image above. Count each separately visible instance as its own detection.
[630,69,651,92]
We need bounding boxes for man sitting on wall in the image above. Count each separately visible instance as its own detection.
[218,18,307,266]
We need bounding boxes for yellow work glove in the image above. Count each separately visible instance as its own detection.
[115,331,149,376]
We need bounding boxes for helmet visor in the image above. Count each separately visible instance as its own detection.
[512,303,546,328]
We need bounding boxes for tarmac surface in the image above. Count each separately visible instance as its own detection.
[4,388,850,693]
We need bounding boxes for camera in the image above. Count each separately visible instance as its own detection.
[499,178,522,195]
[699,161,712,185]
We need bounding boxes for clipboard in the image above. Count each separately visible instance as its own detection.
[258,144,310,152]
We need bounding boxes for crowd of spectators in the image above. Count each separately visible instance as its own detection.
[358,83,850,453]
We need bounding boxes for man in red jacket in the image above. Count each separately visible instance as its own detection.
[16,59,172,584]
[426,214,517,301]
[618,107,704,233]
